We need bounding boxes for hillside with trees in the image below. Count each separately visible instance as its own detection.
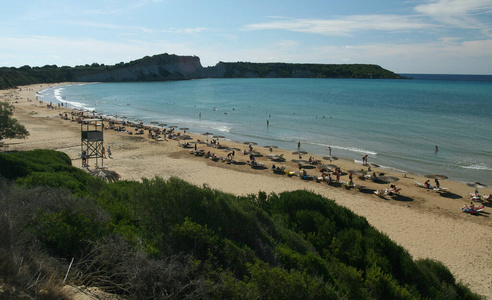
[0,149,479,299]
[0,53,406,89]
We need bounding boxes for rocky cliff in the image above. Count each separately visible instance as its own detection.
[74,54,204,82]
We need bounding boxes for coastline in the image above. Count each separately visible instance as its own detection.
[2,83,492,297]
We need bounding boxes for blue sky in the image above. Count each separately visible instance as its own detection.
[0,0,491,74]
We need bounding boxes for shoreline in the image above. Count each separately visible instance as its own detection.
[37,80,491,186]
[2,83,492,297]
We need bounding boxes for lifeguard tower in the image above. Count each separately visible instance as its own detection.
[81,119,104,167]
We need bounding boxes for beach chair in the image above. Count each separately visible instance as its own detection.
[414,180,426,188]
[385,188,401,196]
[285,170,296,176]
[461,205,484,215]
[469,193,481,201]
[355,184,366,191]
[374,190,385,197]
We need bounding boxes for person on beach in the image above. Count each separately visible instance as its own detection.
[424,180,432,189]
[435,145,438,152]
[362,155,368,164]
[327,173,332,184]
[108,146,112,158]
[328,146,332,156]
[82,151,87,166]
[298,141,301,149]
[267,120,269,127]
[435,179,440,188]
[102,146,106,158]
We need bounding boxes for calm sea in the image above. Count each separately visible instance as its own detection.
[38,75,492,185]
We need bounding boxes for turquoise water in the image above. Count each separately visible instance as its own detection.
[38,76,492,184]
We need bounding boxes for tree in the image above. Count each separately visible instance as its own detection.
[0,102,29,142]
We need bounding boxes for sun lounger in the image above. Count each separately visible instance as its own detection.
[355,184,366,191]
[273,166,286,174]
[461,205,484,215]
[284,170,296,176]
[250,161,265,169]
[414,180,427,188]
[341,181,355,189]
[469,193,481,201]
[385,188,401,196]
[374,190,385,197]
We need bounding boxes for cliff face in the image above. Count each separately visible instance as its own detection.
[74,54,204,82]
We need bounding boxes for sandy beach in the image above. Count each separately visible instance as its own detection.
[2,83,492,298]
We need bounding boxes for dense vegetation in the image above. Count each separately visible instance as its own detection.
[0,102,29,142]
[0,150,479,299]
[0,53,406,89]
[219,62,406,79]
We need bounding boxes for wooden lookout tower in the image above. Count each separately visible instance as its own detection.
[81,119,104,168]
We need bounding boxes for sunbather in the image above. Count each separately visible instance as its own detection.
[386,184,401,195]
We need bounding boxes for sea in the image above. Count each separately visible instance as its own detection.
[37,74,492,185]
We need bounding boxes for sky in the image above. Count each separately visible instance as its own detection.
[0,0,491,74]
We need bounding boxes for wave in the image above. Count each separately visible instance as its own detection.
[315,142,377,155]
[53,88,65,102]
[459,163,491,171]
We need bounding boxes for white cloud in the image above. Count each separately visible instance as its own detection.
[197,37,492,74]
[415,0,492,31]
[243,15,435,36]
[64,20,209,35]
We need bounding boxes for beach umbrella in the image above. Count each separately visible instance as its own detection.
[89,168,121,183]
[466,182,488,189]
[292,150,308,155]
[263,145,278,149]
[425,174,448,180]
[291,159,309,164]
[371,163,380,168]
[213,135,225,139]
[323,156,338,161]
[243,141,258,145]
[348,169,367,176]
[168,125,178,128]
[202,132,213,136]
[150,121,159,124]
[318,164,334,171]
[180,127,189,131]
[320,163,337,169]
[250,151,262,157]
[377,175,400,183]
